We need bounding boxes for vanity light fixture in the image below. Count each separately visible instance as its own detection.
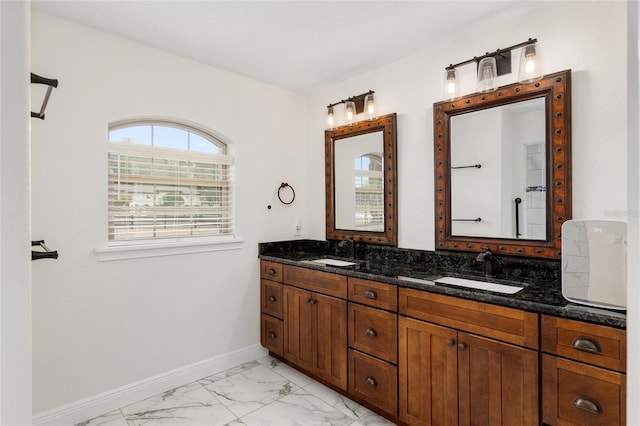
[326,90,375,127]
[443,38,540,100]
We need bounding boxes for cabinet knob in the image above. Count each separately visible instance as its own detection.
[307,298,316,305]
[268,295,276,303]
[458,342,467,351]
[364,289,377,299]
[268,268,276,275]
[365,327,377,338]
[573,396,603,415]
[572,336,601,354]
[365,376,377,388]
[268,332,277,340]
[447,339,455,347]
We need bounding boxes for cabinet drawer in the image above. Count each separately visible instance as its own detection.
[348,277,397,311]
[348,303,397,363]
[348,349,398,416]
[541,315,626,372]
[261,279,283,319]
[542,354,625,425]
[261,314,284,357]
[399,287,539,349]
[261,261,283,282]
[284,265,347,299]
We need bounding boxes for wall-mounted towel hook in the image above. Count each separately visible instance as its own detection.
[30,72,59,120]
[31,240,59,261]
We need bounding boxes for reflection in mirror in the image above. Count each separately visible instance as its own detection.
[326,113,397,246]
[335,132,384,231]
[434,70,571,259]
[450,97,546,240]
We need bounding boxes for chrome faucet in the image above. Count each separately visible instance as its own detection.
[337,238,356,258]
[475,247,494,277]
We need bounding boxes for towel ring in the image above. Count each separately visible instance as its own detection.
[278,182,295,205]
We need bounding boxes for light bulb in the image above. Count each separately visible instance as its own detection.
[327,106,334,127]
[443,68,459,100]
[364,93,375,120]
[518,42,543,83]
[344,101,356,124]
[476,56,497,93]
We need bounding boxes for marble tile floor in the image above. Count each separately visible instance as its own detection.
[77,356,397,426]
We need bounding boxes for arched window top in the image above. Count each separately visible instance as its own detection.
[109,119,226,154]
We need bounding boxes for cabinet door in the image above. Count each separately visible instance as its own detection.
[313,292,347,390]
[398,316,458,426]
[458,332,538,426]
[283,285,313,371]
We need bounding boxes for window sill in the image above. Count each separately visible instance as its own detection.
[94,236,244,261]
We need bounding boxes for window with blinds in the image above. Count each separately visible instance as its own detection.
[354,154,383,230]
[108,121,234,242]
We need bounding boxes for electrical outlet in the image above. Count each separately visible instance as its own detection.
[294,219,302,236]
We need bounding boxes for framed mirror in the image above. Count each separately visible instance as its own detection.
[434,70,571,258]
[325,113,397,246]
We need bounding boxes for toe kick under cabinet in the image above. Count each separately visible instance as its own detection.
[259,260,627,426]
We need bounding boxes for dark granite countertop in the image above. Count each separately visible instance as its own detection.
[259,240,626,329]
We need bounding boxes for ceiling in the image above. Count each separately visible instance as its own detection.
[31,1,539,94]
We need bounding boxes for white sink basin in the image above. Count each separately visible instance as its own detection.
[302,258,357,267]
[435,276,523,294]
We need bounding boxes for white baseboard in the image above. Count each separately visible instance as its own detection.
[33,344,268,426]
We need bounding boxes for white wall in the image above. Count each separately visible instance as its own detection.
[30,11,308,414]
[0,2,33,424]
[306,1,628,249]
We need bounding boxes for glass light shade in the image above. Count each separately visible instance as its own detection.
[443,68,459,100]
[476,56,498,93]
[518,43,543,82]
[364,93,375,120]
[344,101,356,125]
[327,106,335,128]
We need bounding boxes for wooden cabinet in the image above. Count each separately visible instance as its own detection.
[347,277,399,416]
[398,288,539,426]
[282,265,348,390]
[541,315,626,426]
[260,261,284,357]
[260,260,627,426]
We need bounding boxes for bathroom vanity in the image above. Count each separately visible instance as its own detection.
[258,241,626,426]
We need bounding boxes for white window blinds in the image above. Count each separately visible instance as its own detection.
[108,140,234,242]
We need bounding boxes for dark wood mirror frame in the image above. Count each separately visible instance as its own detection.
[325,113,398,246]
[434,70,571,259]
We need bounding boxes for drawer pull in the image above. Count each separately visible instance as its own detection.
[573,396,603,415]
[458,342,467,351]
[267,268,276,275]
[447,339,455,347]
[268,332,277,340]
[307,298,316,305]
[365,327,378,338]
[268,295,276,302]
[572,336,601,354]
[364,289,377,299]
[365,376,378,388]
